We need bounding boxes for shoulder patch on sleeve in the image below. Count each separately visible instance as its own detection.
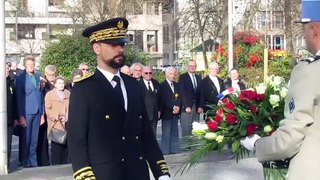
[289,98,295,113]
[74,73,94,83]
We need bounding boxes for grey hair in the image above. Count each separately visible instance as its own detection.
[78,63,89,69]
[209,62,219,69]
[130,63,144,72]
[45,65,57,73]
[165,66,177,75]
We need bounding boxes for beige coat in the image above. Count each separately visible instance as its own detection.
[256,59,320,180]
[45,89,70,136]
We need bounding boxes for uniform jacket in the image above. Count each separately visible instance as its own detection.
[178,72,202,110]
[199,75,225,112]
[45,89,70,135]
[7,77,17,126]
[15,71,43,117]
[159,80,181,120]
[139,79,161,121]
[68,69,169,180]
[255,59,320,180]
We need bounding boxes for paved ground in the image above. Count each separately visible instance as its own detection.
[0,151,264,180]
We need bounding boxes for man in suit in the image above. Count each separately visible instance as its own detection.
[200,62,225,113]
[15,55,44,168]
[6,63,18,167]
[139,66,161,135]
[68,17,170,180]
[240,1,320,179]
[159,67,181,155]
[224,68,246,91]
[178,60,202,142]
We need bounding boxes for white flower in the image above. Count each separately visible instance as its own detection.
[215,135,224,143]
[204,132,217,140]
[192,122,207,135]
[280,87,288,98]
[264,125,272,133]
[273,76,282,87]
[269,94,280,108]
[255,83,266,94]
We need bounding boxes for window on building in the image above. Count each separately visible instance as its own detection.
[147,30,158,52]
[126,0,142,15]
[163,25,170,43]
[272,11,284,29]
[267,35,285,49]
[49,0,64,6]
[18,24,35,39]
[134,30,144,50]
[147,2,160,15]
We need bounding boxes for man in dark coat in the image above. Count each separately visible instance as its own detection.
[199,62,225,113]
[6,63,18,166]
[139,65,161,135]
[178,60,202,141]
[159,67,181,155]
[68,17,170,180]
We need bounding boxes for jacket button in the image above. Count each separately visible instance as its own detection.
[121,158,125,162]
[122,136,125,140]
[135,136,139,140]
[105,115,110,120]
[139,115,142,119]
[139,156,143,160]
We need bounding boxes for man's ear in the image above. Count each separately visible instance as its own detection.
[92,43,100,55]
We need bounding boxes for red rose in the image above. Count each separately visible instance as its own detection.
[216,108,224,116]
[226,113,237,124]
[250,105,257,113]
[221,98,229,104]
[207,121,218,131]
[256,94,265,101]
[215,115,223,123]
[246,124,257,136]
[225,102,236,110]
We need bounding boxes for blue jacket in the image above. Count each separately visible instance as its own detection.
[15,71,43,117]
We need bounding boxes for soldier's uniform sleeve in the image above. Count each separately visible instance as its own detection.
[255,62,315,162]
[67,82,95,180]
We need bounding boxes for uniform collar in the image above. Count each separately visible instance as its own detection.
[97,66,121,83]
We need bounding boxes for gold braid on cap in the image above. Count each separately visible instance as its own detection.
[89,21,127,42]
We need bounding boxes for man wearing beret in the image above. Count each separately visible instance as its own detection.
[240,1,320,179]
[67,17,170,180]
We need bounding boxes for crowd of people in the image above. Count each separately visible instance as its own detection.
[5,55,246,169]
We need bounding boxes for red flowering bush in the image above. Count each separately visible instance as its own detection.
[214,32,265,68]
[182,75,288,173]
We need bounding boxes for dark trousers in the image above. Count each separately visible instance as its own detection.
[7,125,13,163]
[161,116,180,154]
[37,122,50,166]
[51,142,68,165]
[149,119,158,136]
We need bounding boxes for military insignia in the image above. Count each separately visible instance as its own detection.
[74,73,94,83]
[289,98,295,113]
[117,21,124,29]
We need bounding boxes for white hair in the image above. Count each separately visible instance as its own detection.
[44,65,56,73]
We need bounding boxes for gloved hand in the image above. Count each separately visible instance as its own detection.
[240,134,261,151]
[158,175,170,180]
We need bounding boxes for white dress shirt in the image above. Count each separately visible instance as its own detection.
[209,75,220,93]
[143,79,154,91]
[97,67,128,111]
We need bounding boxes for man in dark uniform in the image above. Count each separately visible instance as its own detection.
[68,17,170,180]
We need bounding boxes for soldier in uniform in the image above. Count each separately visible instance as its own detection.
[240,1,320,180]
[67,17,170,180]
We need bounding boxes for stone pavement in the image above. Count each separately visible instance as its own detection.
[0,151,264,180]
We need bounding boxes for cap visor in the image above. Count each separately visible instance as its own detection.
[100,38,129,44]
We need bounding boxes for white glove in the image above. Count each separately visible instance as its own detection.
[240,134,261,151]
[158,175,170,180]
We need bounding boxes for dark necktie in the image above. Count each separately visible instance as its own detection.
[170,82,174,93]
[192,74,197,90]
[112,76,124,109]
[148,81,152,92]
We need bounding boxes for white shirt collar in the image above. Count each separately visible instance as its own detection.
[97,66,121,83]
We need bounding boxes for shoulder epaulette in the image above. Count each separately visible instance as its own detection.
[300,56,320,64]
[74,73,94,83]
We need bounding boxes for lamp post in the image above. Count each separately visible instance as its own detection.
[0,0,8,175]
[228,0,234,71]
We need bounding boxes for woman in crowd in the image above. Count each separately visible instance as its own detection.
[45,76,70,165]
